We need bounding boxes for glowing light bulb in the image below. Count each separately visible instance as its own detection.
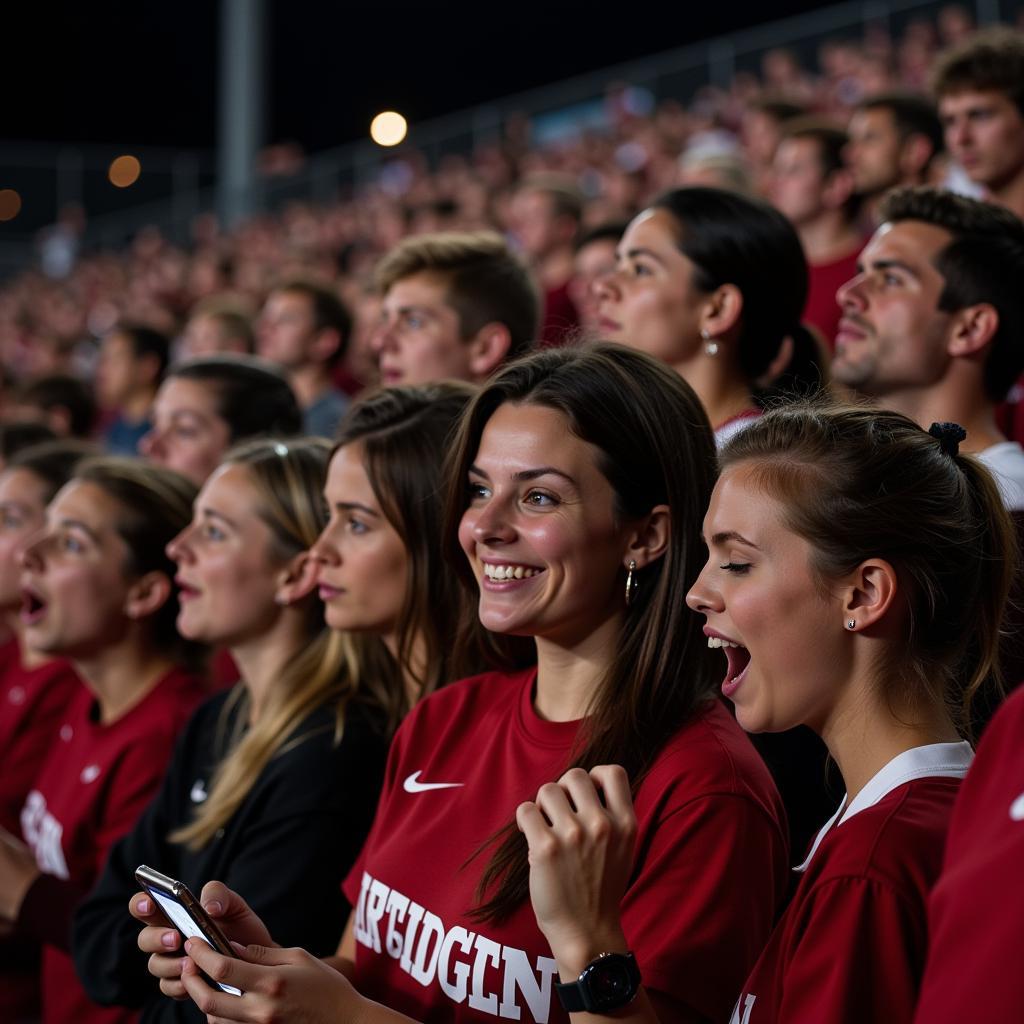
[109,155,141,188]
[370,111,408,147]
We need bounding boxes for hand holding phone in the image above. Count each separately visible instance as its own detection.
[135,865,242,996]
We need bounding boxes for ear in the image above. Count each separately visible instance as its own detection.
[700,284,744,341]
[947,303,999,359]
[899,133,934,180]
[623,504,671,570]
[822,167,855,211]
[466,322,513,380]
[274,551,320,607]
[124,571,173,621]
[310,327,343,366]
[841,558,898,632]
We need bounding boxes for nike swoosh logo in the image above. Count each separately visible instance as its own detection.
[403,771,464,793]
[1010,791,1024,822]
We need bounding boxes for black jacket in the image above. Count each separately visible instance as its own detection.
[72,688,389,1022]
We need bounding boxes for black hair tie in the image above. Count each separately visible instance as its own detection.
[928,421,967,457]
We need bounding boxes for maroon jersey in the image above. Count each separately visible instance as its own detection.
[344,668,789,1024]
[20,666,205,1024]
[914,689,1024,1023]
[0,638,84,837]
[731,742,973,1024]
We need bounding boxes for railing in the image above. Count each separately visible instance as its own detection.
[3,0,1021,275]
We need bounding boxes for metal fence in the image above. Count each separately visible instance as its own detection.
[3,0,1021,277]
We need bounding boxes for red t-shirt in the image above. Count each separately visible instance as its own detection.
[20,666,205,1024]
[0,638,85,837]
[803,244,863,353]
[343,668,789,1024]
[0,639,85,1022]
[914,689,1024,1023]
[731,742,972,1024]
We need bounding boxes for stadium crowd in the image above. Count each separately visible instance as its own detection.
[0,8,1022,1024]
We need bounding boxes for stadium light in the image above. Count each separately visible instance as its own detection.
[109,155,142,188]
[0,190,22,222]
[370,111,408,147]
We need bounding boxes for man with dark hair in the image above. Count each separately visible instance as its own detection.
[509,175,583,345]
[834,186,1024,509]
[95,324,169,455]
[933,27,1024,218]
[741,96,808,196]
[771,118,864,349]
[11,375,96,438]
[371,231,539,386]
[256,280,352,438]
[846,91,945,225]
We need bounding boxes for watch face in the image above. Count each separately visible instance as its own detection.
[583,956,638,1012]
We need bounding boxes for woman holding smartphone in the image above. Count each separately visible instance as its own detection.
[92,383,485,1022]
[142,345,789,1024]
[0,457,207,1024]
[520,404,1014,1024]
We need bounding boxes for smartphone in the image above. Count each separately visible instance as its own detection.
[135,865,242,996]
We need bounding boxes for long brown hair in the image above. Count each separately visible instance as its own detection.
[171,437,352,850]
[335,383,495,733]
[441,344,720,923]
[721,402,1019,731]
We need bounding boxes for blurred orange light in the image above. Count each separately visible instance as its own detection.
[370,111,408,147]
[109,155,141,188]
[0,190,22,222]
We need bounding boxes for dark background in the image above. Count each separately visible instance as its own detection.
[5,0,828,152]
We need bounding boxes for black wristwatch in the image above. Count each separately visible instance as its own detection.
[555,951,642,1014]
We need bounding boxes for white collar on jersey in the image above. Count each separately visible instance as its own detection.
[794,740,974,874]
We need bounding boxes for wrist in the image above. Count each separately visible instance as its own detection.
[551,926,631,983]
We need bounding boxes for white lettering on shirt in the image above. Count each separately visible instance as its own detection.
[353,870,558,1022]
[730,993,757,1024]
[20,790,70,880]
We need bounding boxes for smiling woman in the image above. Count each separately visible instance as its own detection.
[156,345,789,1024]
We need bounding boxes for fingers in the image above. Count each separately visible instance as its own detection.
[198,879,238,919]
[588,765,637,834]
[138,923,182,955]
[129,890,171,927]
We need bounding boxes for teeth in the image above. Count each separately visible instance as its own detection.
[707,637,743,649]
[483,564,541,580]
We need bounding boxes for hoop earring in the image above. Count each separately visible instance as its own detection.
[701,328,719,357]
[625,560,638,607]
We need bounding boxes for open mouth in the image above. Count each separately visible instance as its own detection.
[20,589,47,625]
[707,635,751,698]
[175,577,201,600]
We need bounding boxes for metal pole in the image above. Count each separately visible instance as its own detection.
[217,0,266,228]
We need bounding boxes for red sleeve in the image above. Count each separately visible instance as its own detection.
[623,794,788,1024]
[774,877,925,1024]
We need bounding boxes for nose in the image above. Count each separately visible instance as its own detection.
[139,427,163,461]
[685,561,722,616]
[592,268,620,307]
[369,320,394,356]
[836,271,867,312]
[946,117,970,151]
[468,494,517,546]
[308,524,340,568]
[19,529,47,572]
[165,523,194,564]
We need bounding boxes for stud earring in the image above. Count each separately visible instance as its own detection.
[846,619,856,630]
[701,328,719,357]
[625,560,638,607]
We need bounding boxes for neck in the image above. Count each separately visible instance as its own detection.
[537,248,574,289]
[289,365,332,409]
[533,610,623,723]
[797,214,861,265]
[231,608,315,724]
[120,389,156,423]
[73,629,176,725]
[821,687,960,801]
[673,351,755,430]
[878,380,1004,454]
[382,630,429,709]
[5,613,51,671]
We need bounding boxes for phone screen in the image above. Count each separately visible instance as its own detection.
[148,890,242,997]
